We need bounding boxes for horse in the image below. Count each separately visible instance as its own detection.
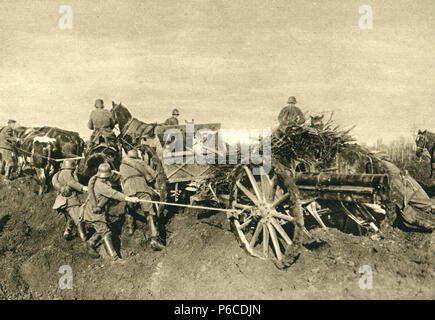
[76,129,122,185]
[110,101,168,218]
[110,101,158,152]
[415,129,435,178]
[15,126,85,194]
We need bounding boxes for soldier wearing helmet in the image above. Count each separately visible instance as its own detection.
[277,96,306,134]
[52,160,88,241]
[0,119,19,181]
[164,108,180,125]
[119,149,165,250]
[87,99,116,146]
[81,163,140,260]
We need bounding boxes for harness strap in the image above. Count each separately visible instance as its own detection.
[123,118,155,144]
[121,117,134,137]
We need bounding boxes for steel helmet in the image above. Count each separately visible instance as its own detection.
[287,96,297,104]
[96,163,112,178]
[94,99,104,108]
[61,159,76,170]
[127,149,139,159]
[172,108,180,116]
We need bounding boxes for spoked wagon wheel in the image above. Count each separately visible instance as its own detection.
[229,161,305,267]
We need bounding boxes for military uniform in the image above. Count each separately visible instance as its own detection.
[381,159,435,231]
[88,109,115,132]
[0,123,18,180]
[87,103,116,146]
[278,104,305,127]
[164,108,180,126]
[52,166,87,240]
[81,178,126,237]
[81,163,135,260]
[163,116,179,125]
[119,151,164,250]
[276,97,305,136]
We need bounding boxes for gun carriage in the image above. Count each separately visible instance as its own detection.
[110,102,390,266]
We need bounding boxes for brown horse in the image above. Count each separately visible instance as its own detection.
[15,126,85,194]
[110,101,158,152]
[415,129,435,178]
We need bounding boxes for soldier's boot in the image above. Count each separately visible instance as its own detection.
[125,213,135,236]
[63,218,75,240]
[85,234,101,259]
[147,214,165,251]
[0,160,5,175]
[77,222,87,242]
[102,233,119,261]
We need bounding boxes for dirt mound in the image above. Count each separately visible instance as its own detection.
[0,177,433,299]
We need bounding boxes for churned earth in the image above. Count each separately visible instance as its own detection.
[0,177,433,300]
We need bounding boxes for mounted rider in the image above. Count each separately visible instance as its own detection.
[0,120,19,181]
[164,108,180,125]
[81,163,140,260]
[52,160,88,241]
[277,96,306,135]
[119,149,165,250]
[88,99,116,147]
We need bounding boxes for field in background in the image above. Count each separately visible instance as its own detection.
[367,136,434,190]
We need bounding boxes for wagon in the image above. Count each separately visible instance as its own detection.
[110,103,390,267]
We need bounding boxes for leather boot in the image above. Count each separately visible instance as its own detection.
[103,233,119,260]
[125,213,135,236]
[63,217,74,240]
[77,222,87,241]
[147,214,165,251]
[85,234,101,259]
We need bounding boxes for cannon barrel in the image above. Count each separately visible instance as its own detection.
[295,173,388,188]
[295,173,389,203]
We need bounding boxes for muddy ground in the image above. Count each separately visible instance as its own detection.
[0,176,433,300]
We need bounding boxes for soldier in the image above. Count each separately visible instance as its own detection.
[87,99,116,146]
[120,149,165,250]
[81,163,140,260]
[277,96,306,134]
[0,120,19,181]
[52,160,88,241]
[164,108,180,125]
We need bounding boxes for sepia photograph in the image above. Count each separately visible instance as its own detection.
[0,0,434,303]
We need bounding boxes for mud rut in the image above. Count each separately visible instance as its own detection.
[0,177,433,299]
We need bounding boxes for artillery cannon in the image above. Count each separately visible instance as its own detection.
[110,102,392,267]
[295,173,389,203]
[294,172,389,236]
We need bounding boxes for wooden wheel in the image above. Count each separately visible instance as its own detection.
[229,161,304,264]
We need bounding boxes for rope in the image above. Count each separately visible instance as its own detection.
[134,198,239,213]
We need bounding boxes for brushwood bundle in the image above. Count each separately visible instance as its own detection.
[271,115,355,167]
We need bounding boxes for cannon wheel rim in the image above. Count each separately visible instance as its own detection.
[229,162,304,263]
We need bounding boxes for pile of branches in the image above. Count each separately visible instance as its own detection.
[271,114,355,167]
[205,113,355,186]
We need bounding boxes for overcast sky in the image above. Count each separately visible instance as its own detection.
[1,0,434,144]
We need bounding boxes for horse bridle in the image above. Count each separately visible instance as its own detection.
[111,105,134,138]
